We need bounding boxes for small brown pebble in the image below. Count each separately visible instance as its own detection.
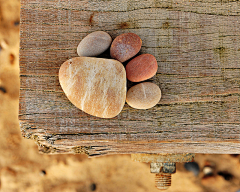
[203,166,213,176]
[126,82,161,109]
[126,54,158,82]
[110,33,142,62]
[77,31,112,57]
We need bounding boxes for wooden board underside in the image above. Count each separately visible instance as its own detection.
[20,0,240,155]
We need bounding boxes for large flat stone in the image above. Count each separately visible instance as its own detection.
[59,57,126,118]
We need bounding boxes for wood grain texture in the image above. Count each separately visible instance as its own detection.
[20,0,240,155]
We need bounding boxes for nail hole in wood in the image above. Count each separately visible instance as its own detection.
[89,13,94,26]
[119,22,129,29]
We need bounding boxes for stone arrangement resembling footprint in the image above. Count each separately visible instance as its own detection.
[59,31,161,118]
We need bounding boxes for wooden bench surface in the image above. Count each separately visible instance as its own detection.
[19,0,240,155]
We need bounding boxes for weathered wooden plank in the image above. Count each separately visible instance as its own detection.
[20,0,240,155]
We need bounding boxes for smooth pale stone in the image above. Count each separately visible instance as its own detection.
[110,33,142,62]
[59,57,126,118]
[126,82,161,109]
[126,54,158,82]
[77,31,112,57]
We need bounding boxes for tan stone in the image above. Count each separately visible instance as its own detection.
[59,57,126,118]
[77,31,112,57]
[126,82,161,109]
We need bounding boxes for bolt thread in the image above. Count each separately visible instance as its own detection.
[155,173,171,190]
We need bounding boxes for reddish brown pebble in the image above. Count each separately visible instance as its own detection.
[126,54,158,82]
[110,33,142,62]
[126,82,161,109]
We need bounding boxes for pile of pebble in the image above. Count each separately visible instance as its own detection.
[59,31,161,118]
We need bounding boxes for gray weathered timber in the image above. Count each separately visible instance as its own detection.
[20,0,240,155]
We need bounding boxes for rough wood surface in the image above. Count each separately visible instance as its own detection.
[19,0,240,155]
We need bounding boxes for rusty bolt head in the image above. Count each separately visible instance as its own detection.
[162,163,176,174]
[150,163,176,174]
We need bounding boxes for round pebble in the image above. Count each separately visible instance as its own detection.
[110,33,142,62]
[77,31,112,57]
[126,54,158,82]
[126,82,161,109]
[203,166,213,176]
[184,162,200,176]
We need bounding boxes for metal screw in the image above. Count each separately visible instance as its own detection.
[131,153,195,190]
[155,173,171,190]
[150,162,175,190]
